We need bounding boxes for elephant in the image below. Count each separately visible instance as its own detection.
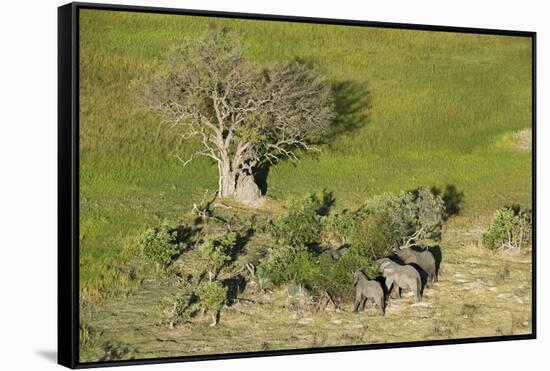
[325,245,350,259]
[352,270,385,316]
[393,246,437,283]
[377,258,422,302]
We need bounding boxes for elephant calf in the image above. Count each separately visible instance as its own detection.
[393,246,437,283]
[377,258,422,302]
[353,270,385,316]
[325,245,350,259]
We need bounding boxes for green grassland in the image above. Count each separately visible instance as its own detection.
[78,9,532,362]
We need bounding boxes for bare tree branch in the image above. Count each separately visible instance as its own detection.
[399,227,425,249]
[134,29,336,203]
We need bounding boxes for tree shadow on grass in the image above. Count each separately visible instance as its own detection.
[431,184,465,220]
[229,228,254,263]
[325,80,371,144]
[171,225,200,245]
[253,78,370,196]
[317,188,336,216]
[169,224,202,263]
[222,274,248,306]
[99,341,132,361]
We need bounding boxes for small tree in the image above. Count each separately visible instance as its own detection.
[136,29,335,205]
[136,221,185,269]
[321,209,355,246]
[198,232,236,283]
[260,245,316,286]
[270,192,328,246]
[161,290,196,330]
[483,205,532,251]
[350,210,401,260]
[195,281,228,326]
[365,188,445,247]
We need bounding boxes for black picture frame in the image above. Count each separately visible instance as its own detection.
[58,2,537,369]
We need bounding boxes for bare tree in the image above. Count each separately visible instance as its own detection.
[136,29,335,205]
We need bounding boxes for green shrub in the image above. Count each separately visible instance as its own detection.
[261,189,446,303]
[270,192,330,246]
[259,244,376,300]
[310,246,376,299]
[260,245,317,286]
[321,209,355,245]
[349,210,401,260]
[198,232,237,283]
[161,290,197,329]
[136,221,186,268]
[322,189,447,264]
[195,281,228,326]
[365,188,445,245]
[251,266,273,293]
[483,205,532,250]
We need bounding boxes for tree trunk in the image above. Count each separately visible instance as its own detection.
[235,171,262,206]
[210,312,219,327]
[218,162,235,198]
[218,160,263,206]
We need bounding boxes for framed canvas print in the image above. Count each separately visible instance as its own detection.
[58,2,536,368]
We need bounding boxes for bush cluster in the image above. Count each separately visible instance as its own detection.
[365,188,446,244]
[158,232,238,328]
[161,289,196,329]
[349,210,400,260]
[142,188,449,325]
[136,221,186,268]
[260,245,317,286]
[258,243,376,300]
[312,248,377,298]
[161,281,228,328]
[198,232,237,283]
[347,188,445,259]
[321,209,355,245]
[270,191,332,246]
[483,205,532,250]
[195,281,228,314]
[261,188,446,301]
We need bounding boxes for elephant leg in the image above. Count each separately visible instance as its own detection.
[415,284,422,302]
[386,278,397,298]
[375,297,385,316]
[359,297,368,312]
[353,292,362,312]
[385,277,392,290]
[390,284,401,299]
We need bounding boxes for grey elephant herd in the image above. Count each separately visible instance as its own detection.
[350,245,439,316]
